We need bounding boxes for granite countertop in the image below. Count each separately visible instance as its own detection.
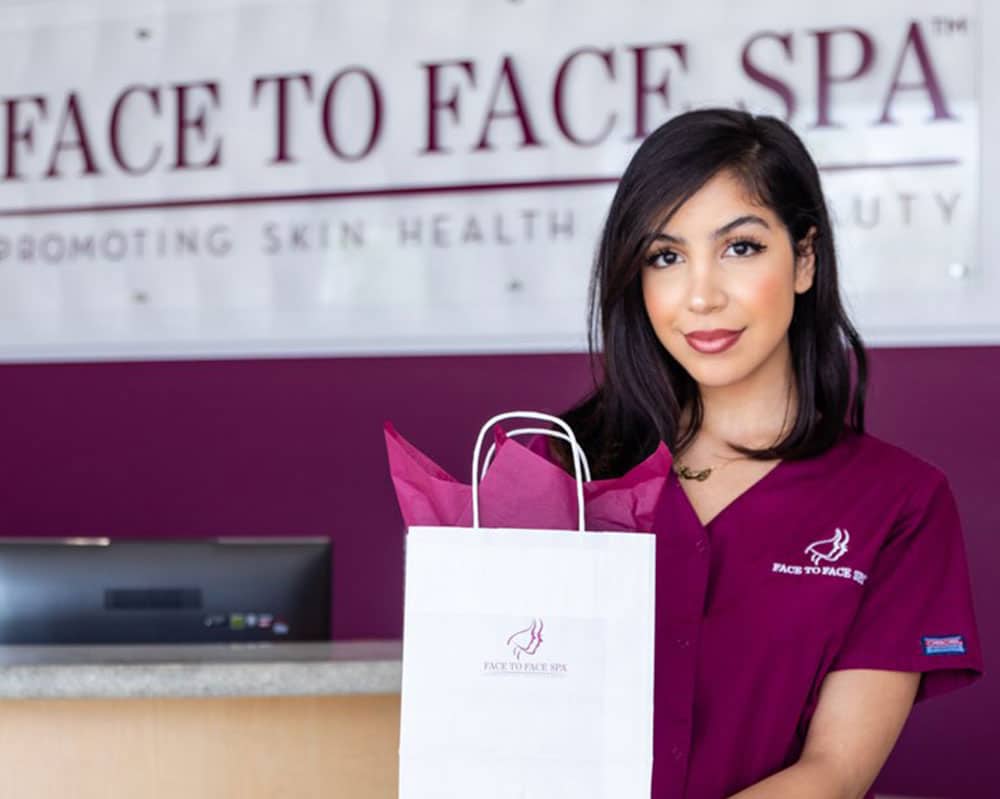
[0,640,402,700]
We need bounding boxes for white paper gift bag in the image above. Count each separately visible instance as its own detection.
[398,412,656,799]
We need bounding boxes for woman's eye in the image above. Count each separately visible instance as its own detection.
[725,239,766,257]
[647,249,679,268]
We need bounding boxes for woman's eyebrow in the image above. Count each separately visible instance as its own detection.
[651,214,771,246]
[712,214,771,238]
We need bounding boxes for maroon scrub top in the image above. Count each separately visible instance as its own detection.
[647,428,984,798]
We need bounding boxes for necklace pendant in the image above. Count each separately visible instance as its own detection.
[677,464,712,481]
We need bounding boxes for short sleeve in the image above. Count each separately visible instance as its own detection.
[830,473,984,702]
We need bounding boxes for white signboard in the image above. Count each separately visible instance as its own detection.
[0,0,992,361]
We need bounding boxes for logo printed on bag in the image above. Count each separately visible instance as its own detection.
[483,617,568,677]
[507,618,543,659]
[772,528,868,585]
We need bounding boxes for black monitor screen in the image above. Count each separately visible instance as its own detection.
[0,537,331,644]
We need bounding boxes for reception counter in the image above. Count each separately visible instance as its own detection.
[0,642,927,799]
[0,640,402,799]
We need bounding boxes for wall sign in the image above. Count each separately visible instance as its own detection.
[0,0,991,360]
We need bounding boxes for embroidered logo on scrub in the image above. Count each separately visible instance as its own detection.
[922,635,966,655]
[805,528,850,564]
[772,528,869,585]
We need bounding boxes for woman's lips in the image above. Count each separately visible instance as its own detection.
[684,328,743,354]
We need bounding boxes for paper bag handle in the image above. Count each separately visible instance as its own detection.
[472,411,587,532]
[480,428,592,483]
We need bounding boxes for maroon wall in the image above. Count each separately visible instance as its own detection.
[0,348,995,795]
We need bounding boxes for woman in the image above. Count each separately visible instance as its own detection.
[546,108,984,798]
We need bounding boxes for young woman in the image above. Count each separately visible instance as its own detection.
[546,108,984,798]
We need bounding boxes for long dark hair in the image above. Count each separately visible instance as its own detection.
[556,107,868,478]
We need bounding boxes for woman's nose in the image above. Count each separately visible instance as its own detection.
[686,262,726,314]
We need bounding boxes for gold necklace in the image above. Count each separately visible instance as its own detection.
[674,463,713,481]
[673,456,743,481]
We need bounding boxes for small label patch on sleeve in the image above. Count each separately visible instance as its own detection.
[922,635,966,656]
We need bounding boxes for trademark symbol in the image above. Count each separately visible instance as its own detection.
[931,17,968,35]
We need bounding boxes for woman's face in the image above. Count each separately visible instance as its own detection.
[640,170,815,391]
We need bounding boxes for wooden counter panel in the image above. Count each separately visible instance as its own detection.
[0,694,400,798]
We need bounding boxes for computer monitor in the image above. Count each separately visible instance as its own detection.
[0,537,331,644]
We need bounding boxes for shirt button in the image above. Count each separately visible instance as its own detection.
[676,638,691,649]
[694,539,707,553]
[671,745,684,761]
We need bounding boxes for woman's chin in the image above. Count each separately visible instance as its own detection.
[674,359,752,390]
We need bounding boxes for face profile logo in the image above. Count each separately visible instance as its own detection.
[506,618,544,660]
[805,528,850,565]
